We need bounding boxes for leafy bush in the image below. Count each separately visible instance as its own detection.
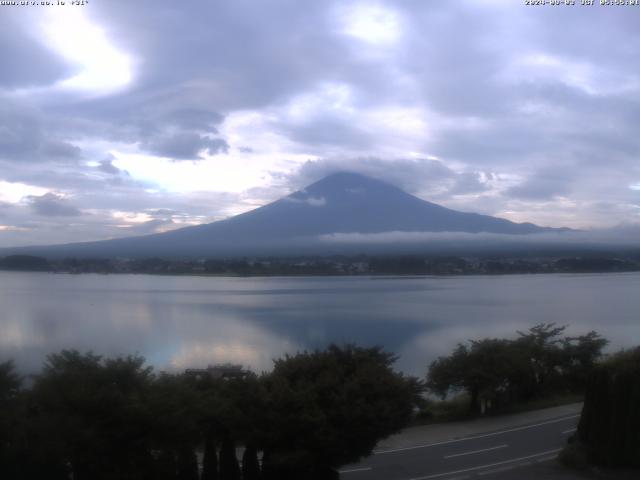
[577,347,640,467]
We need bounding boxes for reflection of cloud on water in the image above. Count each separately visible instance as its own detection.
[0,320,47,349]
[171,343,261,370]
[397,322,530,376]
[3,272,640,376]
[168,323,301,373]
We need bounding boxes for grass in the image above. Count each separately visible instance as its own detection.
[489,392,584,416]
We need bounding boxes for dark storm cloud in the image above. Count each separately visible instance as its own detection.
[143,133,229,160]
[26,193,82,217]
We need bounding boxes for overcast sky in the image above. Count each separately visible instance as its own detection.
[1,0,639,247]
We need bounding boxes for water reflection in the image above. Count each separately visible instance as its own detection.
[1,271,639,375]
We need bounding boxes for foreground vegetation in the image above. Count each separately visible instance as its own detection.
[0,345,421,480]
[1,325,634,479]
[562,347,640,470]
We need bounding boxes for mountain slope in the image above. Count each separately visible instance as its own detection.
[1,172,568,258]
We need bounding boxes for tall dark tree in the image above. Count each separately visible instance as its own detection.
[562,331,609,390]
[27,351,156,480]
[194,370,267,478]
[201,432,219,480]
[219,435,241,480]
[241,443,261,480]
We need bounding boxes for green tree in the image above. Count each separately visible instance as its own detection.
[514,323,568,398]
[261,344,421,478]
[27,351,156,480]
[189,369,268,479]
[427,325,608,413]
[427,339,520,413]
[562,331,608,390]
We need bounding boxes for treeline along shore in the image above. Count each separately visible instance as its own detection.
[2,251,640,276]
[1,324,638,479]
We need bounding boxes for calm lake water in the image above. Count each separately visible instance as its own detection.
[1,271,639,376]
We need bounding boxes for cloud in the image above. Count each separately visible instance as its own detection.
[317,228,640,248]
[97,157,126,175]
[283,194,327,207]
[26,193,82,217]
[122,218,175,235]
[0,98,83,163]
[143,133,229,160]
[160,109,224,131]
[284,157,492,200]
[0,17,72,88]
[507,169,572,200]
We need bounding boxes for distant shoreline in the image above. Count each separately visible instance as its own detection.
[2,267,640,279]
[2,252,640,278]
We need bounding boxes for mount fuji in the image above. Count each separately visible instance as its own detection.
[2,172,569,258]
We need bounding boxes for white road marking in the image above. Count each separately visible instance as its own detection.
[562,428,577,434]
[444,444,508,459]
[408,448,562,480]
[375,415,579,454]
[339,467,373,474]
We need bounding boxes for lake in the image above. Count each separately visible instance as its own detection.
[1,271,639,376]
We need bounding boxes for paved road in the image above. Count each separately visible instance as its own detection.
[339,412,580,480]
